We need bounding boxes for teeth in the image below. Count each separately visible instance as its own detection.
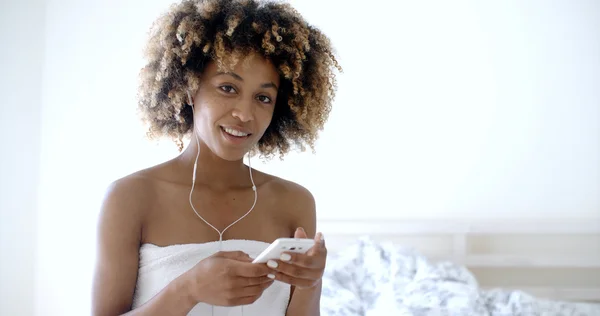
[223,127,249,137]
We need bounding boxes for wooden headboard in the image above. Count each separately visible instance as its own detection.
[317,218,600,303]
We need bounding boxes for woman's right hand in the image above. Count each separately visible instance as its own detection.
[183,251,275,307]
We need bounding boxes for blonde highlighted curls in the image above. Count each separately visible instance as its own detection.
[137,0,342,158]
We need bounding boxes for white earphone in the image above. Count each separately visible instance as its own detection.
[186,89,257,241]
[186,89,256,315]
[187,90,193,109]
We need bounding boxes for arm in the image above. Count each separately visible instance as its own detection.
[91,177,196,316]
[286,282,322,316]
[284,186,323,316]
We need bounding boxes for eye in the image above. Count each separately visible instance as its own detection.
[257,95,272,104]
[219,85,237,94]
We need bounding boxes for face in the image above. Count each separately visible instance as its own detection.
[191,53,280,161]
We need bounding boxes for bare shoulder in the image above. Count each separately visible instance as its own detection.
[92,169,161,315]
[96,163,174,243]
[101,171,157,214]
[258,172,317,236]
[260,172,314,207]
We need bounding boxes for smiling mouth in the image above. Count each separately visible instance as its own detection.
[221,126,251,138]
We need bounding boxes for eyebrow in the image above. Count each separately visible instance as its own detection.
[215,71,279,90]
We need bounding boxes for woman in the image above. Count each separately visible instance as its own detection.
[91,0,341,315]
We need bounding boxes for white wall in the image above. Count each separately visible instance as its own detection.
[287,0,600,220]
[0,0,597,315]
[35,1,174,314]
[0,0,45,315]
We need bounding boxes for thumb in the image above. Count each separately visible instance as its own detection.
[216,251,252,262]
[294,227,308,239]
[307,232,325,255]
[314,232,325,247]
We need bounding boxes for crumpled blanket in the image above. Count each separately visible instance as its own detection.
[320,237,600,316]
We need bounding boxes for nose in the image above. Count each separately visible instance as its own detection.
[231,99,255,122]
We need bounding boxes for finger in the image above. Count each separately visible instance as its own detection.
[306,239,328,257]
[294,227,308,239]
[269,271,317,289]
[232,261,272,277]
[278,251,322,268]
[231,280,274,298]
[267,260,322,280]
[315,232,325,248]
[217,251,252,261]
[233,275,275,287]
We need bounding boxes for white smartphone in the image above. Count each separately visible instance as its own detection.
[252,238,315,264]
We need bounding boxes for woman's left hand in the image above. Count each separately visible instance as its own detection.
[266,228,327,289]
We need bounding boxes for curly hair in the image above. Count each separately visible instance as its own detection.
[137,0,342,158]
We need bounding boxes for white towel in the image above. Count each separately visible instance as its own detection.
[132,240,291,316]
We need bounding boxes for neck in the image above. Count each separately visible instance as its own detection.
[176,138,252,190]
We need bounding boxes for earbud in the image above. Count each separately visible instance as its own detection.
[187,90,194,108]
[187,102,255,316]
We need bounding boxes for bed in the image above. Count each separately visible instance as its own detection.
[316,219,600,315]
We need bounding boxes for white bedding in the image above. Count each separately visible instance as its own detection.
[320,237,600,316]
